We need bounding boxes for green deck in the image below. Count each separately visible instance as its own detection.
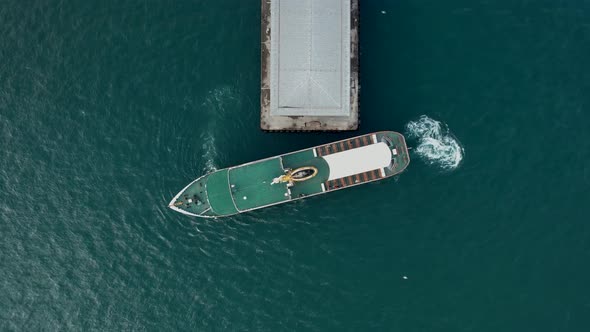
[228,157,289,211]
[281,149,329,197]
[377,132,410,177]
[205,170,239,215]
[171,176,211,215]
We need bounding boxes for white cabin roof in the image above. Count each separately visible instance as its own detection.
[322,142,392,180]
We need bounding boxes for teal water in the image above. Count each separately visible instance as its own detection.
[1,1,590,330]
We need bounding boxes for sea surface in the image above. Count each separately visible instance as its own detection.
[1,1,590,330]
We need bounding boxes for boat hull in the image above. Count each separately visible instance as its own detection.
[169,131,410,218]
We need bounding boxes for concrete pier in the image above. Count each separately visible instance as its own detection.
[261,0,359,131]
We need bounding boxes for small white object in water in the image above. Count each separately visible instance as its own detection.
[243,196,247,200]
[381,10,386,14]
[403,276,408,280]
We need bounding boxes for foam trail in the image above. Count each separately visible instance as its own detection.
[200,132,218,173]
[405,115,464,170]
[197,86,245,174]
[197,86,239,174]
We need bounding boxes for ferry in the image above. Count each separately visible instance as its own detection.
[169,131,410,218]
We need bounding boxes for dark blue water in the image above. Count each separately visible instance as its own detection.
[1,1,589,330]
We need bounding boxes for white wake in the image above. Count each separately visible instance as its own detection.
[197,85,244,174]
[406,115,464,170]
[200,131,218,173]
